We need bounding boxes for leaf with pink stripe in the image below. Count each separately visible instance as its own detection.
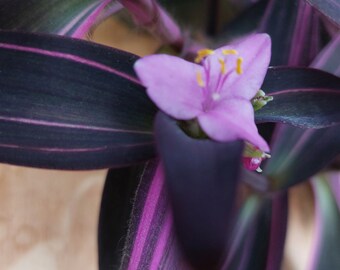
[259,0,322,66]
[0,0,113,37]
[0,31,156,169]
[306,0,340,27]
[256,67,340,128]
[99,161,190,269]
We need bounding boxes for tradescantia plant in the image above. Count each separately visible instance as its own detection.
[0,0,340,269]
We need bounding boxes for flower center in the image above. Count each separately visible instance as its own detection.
[195,48,244,108]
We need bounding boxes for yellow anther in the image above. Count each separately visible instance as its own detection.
[222,49,238,55]
[195,49,214,63]
[196,71,205,87]
[218,58,226,74]
[236,57,243,74]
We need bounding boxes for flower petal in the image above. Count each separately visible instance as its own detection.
[198,99,270,152]
[134,55,204,119]
[205,34,271,100]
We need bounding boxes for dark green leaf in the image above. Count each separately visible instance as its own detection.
[222,194,262,269]
[229,199,272,270]
[0,0,111,36]
[264,124,340,190]
[155,112,244,269]
[0,31,156,169]
[223,192,288,270]
[256,67,340,128]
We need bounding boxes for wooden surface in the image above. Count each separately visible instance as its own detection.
[0,166,106,270]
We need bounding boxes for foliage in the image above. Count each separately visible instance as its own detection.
[0,0,339,269]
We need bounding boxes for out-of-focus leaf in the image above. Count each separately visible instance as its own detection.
[309,174,340,269]
[98,164,146,269]
[265,192,288,270]
[264,124,340,190]
[241,169,270,192]
[0,0,111,37]
[311,34,340,76]
[255,67,340,128]
[222,195,262,269]
[259,0,321,66]
[264,34,340,190]
[329,173,340,209]
[222,192,288,270]
[0,31,156,169]
[155,112,244,269]
[305,0,340,28]
[218,0,268,43]
[226,198,272,270]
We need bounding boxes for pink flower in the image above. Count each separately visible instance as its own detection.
[134,34,271,152]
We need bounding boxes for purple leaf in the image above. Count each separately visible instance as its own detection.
[256,67,340,128]
[264,124,340,190]
[222,194,262,269]
[310,174,340,269]
[116,161,190,269]
[0,31,156,169]
[154,112,244,269]
[226,199,272,270]
[311,34,340,76]
[98,164,146,268]
[221,191,288,270]
[306,0,340,27]
[119,0,183,47]
[265,192,288,270]
[259,0,322,66]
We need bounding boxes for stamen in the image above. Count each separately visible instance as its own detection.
[236,57,243,74]
[195,49,214,63]
[218,58,226,74]
[222,49,238,55]
[196,71,205,87]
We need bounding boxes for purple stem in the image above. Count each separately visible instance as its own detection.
[119,0,183,47]
[72,0,112,39]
